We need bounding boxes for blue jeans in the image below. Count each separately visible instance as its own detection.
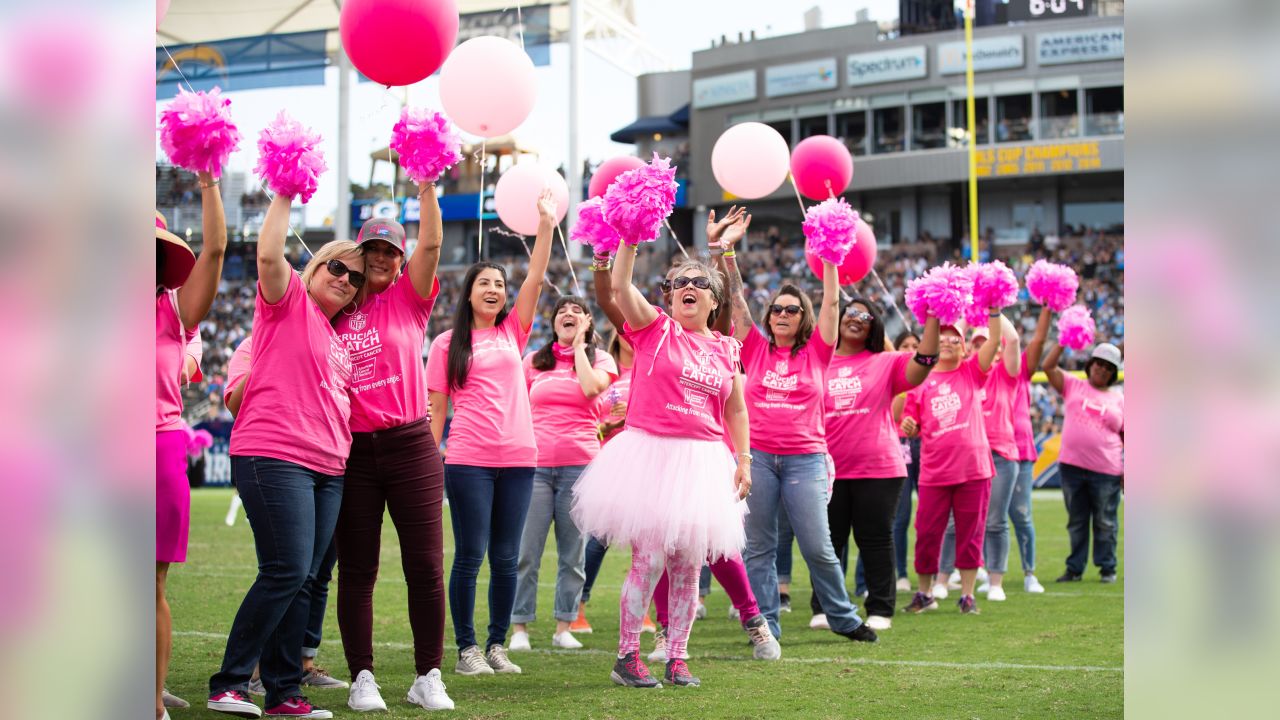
[444,464,535,651]
[302,538,337,658]
[775,510,794,584]
[744,449,863,638]
[1009,460,1037,573]
[513,465,588,624]
[1059,463,1122,575]
[984,454,1020,575]
[211,457,343,708]
[580,536,609,604]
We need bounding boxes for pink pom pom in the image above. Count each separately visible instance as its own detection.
[970,260,1019,311]
[569,196,622,257]
[254,111,327,204]
[802,197,860,265]
[158,87,241,178]
[390,106,462,185]
[962,301,989,331]
[1026,260,1079,312]
[602,152,679,245]
[905,262,974,327]
[1057,304,1096,350]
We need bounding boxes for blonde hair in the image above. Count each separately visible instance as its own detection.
[301,240,367,309]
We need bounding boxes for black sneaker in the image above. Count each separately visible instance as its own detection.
[1100,572,1117,584]
[836,622,879,643]
[611,651,661,688]
[779,592,792,613]
[664,658,701,687]
[1055,571,1083,583]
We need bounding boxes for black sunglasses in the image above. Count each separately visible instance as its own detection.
[326,259,367,288]
[770,304,802,316]
[672,276,712,290]
[844,308,872,323]
[659,279,673,294]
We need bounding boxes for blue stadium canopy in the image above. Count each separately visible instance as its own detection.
[610,103,690,143]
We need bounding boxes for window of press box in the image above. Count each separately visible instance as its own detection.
[912,102,946,150]
[873,107,904,154]
[835,111,868,156]
[1040,89,1079,139]
[948,98,989,147]
[1085,86,1124,136]
[798,115,830,140]
[996,94,1032,142]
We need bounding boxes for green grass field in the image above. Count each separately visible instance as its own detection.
[167,488,1122,719]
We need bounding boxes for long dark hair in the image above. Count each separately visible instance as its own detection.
[843,296,887,354]
[447,262,511,391]
[764,283,815,357]
[530,296,597,371]
[893,330,920,352]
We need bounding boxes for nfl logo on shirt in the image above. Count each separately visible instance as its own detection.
[839,366,853,378]
[774,359,789,375]
[350,311,367,332]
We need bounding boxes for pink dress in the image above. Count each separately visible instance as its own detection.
[156,290,196,562]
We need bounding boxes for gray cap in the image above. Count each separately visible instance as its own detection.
[356,217,406,253]
[1090,343,1122,369]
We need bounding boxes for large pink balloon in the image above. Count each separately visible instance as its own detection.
[440,36,536,138]
[157,0,170,29]
[340,0,459,87]
[588,156,646,199]
[494,164,569,236]
[791,135,854,201]
[711,122,790,199]
[806,218,877,285]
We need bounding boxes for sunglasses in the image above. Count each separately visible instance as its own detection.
[326,259,367,288]
[940,335,963,345]
[769,304,802,317]
[844,309,872,323]
[659,279,673,294]
[672,276,712,290]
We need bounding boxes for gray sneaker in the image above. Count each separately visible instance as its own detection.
[301,667,349,690]
[744,614,781,661]
[485,644,522,674]
[455,645,495,676]
[248,677,266,696]
[162,689,190,708]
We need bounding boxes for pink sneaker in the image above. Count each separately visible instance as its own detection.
[207,690,262,718]
[264,696,333,718]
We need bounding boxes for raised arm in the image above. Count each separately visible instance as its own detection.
[256,193,294,304]
[591,257,627,331]
[725,373,752,500]
[610,242,659,330]
[976,310,1003,373]
[817,260,839,346]
[177,171,228,328]
[406,182,443,299]
[514,189,557,330]
[707,207,744,336]
[1024,305,1052,375]
[719,212,753,342]
[571,322,611,398]
[999,314,1022,377]
[905,316,941,386]
[1042,342,1066,394]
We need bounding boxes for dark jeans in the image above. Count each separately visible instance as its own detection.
[581,536,609,604]
[1059,463,1123,575]
[444,464,535,652]
[337,417,446,678]
[815,478,906,618]
[211,456,343,709]
[302,538,337,658]
[854,445,919,591]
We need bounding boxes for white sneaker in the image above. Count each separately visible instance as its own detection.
[744,616,781,661]
[1025,575,1046,594]
[407,668,454,711]
[978,581,991,594]
[347,670,387,712]
[695,601,707,620]
[896,577,913,593]
[866,615,892,631]
[454,645,494,676]
[932,583,949,600]
[552,631,583,649]
[485,644,522,674]
[508,630,531,651]
[987,585,1007,602]
[728,606,740,621]
[647,627,668,663]
[977,567,989,583]
[809,613,829,630]
[947,571,961,589]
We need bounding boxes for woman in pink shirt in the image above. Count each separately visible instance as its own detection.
[571,245,750,689]
[1009,306,1052,594]
[1043,342,1124,583]
[426,190,556,678]
[900,311,1004,616]
[156,174,226,720]
[821,297,939,631]
[510,296,617,652]
[208,192,363,720]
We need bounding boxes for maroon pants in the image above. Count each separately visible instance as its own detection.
[336,417,446,678]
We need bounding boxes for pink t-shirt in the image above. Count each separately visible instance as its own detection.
[156,290,197,432]
[335,275,440,432]
[597,366,632,445]
[229,273,355,475]
[185,332,204,382]
[523,347,619,466]
[903,355,994,486]
[426,311,537,467]
[1058,374,1124,476]
[825,350,915,479]
[1011,352,1037,462]
[226,336,253,400]
[980,361,1019,462]
[740,326,834,455]
[623,309,739,441]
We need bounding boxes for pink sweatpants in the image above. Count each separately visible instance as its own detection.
[914,478,991,575]
[653,554,759,628]
[619,547,700,660]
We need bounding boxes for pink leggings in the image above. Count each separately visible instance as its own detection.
[653,554,759,628]
[619,547,700,660]
[914,478,991,576]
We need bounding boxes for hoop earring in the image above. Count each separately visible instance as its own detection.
[342,302,357,316]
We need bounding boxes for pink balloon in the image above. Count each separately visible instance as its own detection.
[440,36,536,138]
[588,156,646,199]
[791,135,854,201]
[711,122,790,199]
[806,218,877,285]
[494,164,569,236]
[340,0,459,87]
[157,0,170,29]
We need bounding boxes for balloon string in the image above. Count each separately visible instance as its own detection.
[159,43,197,94]
[516,4,526,51]
[662,219,689,259]
[508,230,561,296]
[870,266,912,332]
[555,224,583,296]
[477,140,487,259]
[789,174,807,218]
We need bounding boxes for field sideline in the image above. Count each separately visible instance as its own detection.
[167,488,1122,719]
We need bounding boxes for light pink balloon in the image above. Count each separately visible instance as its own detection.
[494,164,568,236]
[440,36,536,138]
[588,155,646,199]
[711,122,790,199]
[157,0,171,29]
[339,0,459,87]
[806,218,877,285]
[791,135,854,200]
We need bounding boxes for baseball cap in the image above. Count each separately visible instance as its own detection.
[356,217,406,253]
[1090,343,1122,369]
[156,211,195,289]
[970,326,990,341]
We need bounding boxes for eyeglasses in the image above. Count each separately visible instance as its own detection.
[844,309,872,323]
[326,259,367,288]
[672,276,712,290]
[940,336,963,345]
[769,304,802,317]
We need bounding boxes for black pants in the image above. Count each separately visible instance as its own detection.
[1058,463,1122,576]
[812,478,906,618]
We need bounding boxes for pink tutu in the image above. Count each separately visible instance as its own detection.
[156,430,191,563]
[570,427,746,562]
